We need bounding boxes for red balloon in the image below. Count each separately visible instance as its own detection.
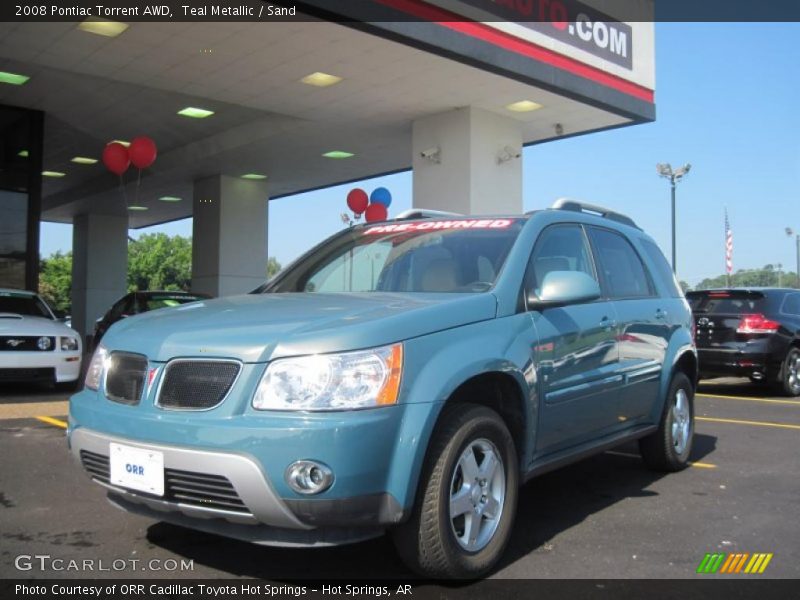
[102,142,130,176]
[128,136,157,169]
[346,188,369,214]
[365,203,388,223]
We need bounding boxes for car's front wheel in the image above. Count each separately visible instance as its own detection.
[392,404,518,579]
[779,347,800,397]
[639,371,694,472]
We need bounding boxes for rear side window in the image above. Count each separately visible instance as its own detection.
[686,291,766,314]
[588,227,653,299]
[639,238,683,298]
[781,293,800,316]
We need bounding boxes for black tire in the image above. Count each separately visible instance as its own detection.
[778,347,800,397]
[639,371,694,472]
[391,403,518,579]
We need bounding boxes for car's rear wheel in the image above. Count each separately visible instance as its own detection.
[779,348,800,397]
[639,371,694,472]
[391,403,518,579]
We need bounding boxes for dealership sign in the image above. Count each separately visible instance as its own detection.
[459,0,634,69]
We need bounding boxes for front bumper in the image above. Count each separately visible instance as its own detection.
[0,351,81,382]
[69,427,405,546]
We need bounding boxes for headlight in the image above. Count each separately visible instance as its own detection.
[60,336,79,352]
[84,344,109,391]
[253,343,403,411]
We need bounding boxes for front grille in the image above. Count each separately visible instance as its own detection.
[79,450,249,513]
[0,336,55,351]
[0,367,54,382]
[157,360,240,410]
[105,352,148,405]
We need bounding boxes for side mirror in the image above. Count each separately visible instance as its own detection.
[527,271,601,309]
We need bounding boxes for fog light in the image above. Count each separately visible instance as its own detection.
[285,460,333,495]
[37,336,52,350]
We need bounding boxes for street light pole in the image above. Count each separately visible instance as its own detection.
[786,228,800,288]
[670,179,676,271]
[657,162,691,274]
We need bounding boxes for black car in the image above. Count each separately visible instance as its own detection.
[687,288,800,395]
[93,291,210,348]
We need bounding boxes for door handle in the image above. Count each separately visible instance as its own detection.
[655,309,668,320]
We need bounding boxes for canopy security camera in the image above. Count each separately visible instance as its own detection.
[419,147,441,164]
[496,146,521,164]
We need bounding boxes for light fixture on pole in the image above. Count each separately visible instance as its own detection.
[786,227,799,288]
[657,162,691,273]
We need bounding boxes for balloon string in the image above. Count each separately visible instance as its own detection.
[119,174,128,207]
[134,168,142,206]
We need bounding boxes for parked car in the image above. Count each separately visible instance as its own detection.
[69,200,696,578]
[687,288,800,395]
[0,288,82,390]
[93,290,210,348]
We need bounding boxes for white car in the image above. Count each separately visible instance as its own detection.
[0,288,82,390]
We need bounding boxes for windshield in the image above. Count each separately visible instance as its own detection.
[0,292,53,318]
[263,218,524,294]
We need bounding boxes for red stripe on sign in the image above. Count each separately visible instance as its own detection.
[371,0,654,103]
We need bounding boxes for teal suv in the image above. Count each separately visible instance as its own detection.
[69,199,697,578]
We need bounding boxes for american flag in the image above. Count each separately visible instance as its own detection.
[725,209,734,275]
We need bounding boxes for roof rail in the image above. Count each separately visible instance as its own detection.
[550,198,639,229]
[394,208,463,221]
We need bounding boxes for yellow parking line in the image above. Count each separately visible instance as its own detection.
[604,450,717,469]
[697,393,800,406]
[697,416,800,431]
[35,416,67,429]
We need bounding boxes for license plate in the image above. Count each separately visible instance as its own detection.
[109,443,164,497]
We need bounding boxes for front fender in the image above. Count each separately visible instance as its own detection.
[385,314,536,513]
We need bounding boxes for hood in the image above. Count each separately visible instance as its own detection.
[103,292,498,362]
[0,314,78,337]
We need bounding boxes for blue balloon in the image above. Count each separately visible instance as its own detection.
[370,187,392,208]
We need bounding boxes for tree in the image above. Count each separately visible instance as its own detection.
[127,233,192,292]
[38,234,283,311]
[695,264,799,290]
[267,256,282,279]
[39,251,72,314]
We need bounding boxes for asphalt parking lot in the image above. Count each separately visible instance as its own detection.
[0,378,798,580]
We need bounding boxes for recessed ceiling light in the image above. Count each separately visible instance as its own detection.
[42,171,66,178]
[0,71,30,85]
[322,151,354,159]
[300,72,343,87]
[177,106,214,119]
[127,205,148,211]
[158,196,182,202]
[241,173,268,180]
[110,139,130,147]
[78,18,129,37]
[505,100,543,112]
[71,156,98,165]
[18,150,28,157]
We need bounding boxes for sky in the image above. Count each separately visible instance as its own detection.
[39,23,800,287]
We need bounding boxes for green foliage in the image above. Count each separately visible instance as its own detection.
[39,234,283,313]
[127,233,192,292]
[695,264,799,291]
[267,256,282,279]
[38,251,72,314]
